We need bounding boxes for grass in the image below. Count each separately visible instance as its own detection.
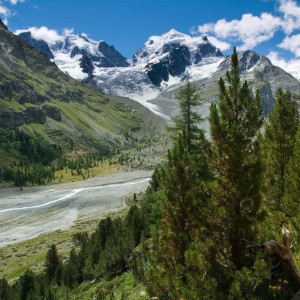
[72,272,148,300]
[52,158,119,184]
[0,211,125,283]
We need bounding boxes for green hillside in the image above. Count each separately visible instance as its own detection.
[0,21,166,185]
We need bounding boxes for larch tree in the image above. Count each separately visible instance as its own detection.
[263,89,299,210]
[208,47,263,270]
[171,81,204,154]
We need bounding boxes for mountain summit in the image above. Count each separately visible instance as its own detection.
[18,32,129,79]
[132,29,223,86]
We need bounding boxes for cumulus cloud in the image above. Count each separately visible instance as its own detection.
[206,36,231,52]
[199,13,282,50]
[278,0,300,34]
[15,26,65,44]
[278,34,300,57]
[267,50,300,79]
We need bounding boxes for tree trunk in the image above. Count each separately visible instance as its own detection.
[265,228,300,292]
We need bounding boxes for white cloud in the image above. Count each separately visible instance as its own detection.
[267,51,300,79]
[0,0,26,21]
[278,0,300,34]
[278,34,300,57]
[199,13,282,50]
[63,28,74,37]
[15,26,65,44]
[206,36,231,52]
[8,0,25,5]
[0,5,10,17]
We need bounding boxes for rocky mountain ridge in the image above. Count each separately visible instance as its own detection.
[17,27,300,121]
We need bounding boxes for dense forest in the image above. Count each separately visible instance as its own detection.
[2,48,300,299]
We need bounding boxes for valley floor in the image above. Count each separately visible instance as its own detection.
[0,170,152,248]
[0,170,152,282]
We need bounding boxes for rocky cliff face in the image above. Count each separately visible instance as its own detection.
[98,41,129,67]
[18,31,54,59]
[150,49,300,124]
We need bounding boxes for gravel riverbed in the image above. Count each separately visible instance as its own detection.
[0,170,152,247]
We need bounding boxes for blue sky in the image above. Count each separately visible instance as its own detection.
[2,0,300,76]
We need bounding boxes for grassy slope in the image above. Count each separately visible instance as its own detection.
[0,26,167,169]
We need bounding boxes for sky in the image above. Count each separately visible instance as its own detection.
[1,0,300,76]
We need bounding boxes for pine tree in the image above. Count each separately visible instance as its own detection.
[208,47,263,270]
[171,81,203,153]
[45,244,61,282]
[0,278,10,300]
[148,133,210,297]
[19,269,37,300]
[264,89,299,210]
[282,125,300,233]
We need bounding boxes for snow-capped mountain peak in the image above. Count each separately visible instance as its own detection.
[131,29,223,87]
[58,34,99,54]
[19,31,129,79]
[133,29,221,67]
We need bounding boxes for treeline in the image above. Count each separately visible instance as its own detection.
[16,130,62,165]
[0,128,61,186]
[0,204,147,299]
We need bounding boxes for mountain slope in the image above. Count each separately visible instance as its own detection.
[0,20,165,172]
[150,50,300,130]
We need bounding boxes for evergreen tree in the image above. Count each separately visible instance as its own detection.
[208,47,263,270]
[126,205,143,246]
[19,269,37,300]
[148,133,210,298]
[171,81,203,153]
[264,89,299,210]
[0,278,10,300]
[45,244,61,282]
[282,125,300,233]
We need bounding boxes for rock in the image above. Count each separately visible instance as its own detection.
[70,46,80,58]
[146,45,190,86]
[98,41,129,67]
[24,107,46,124]
[18,31,54,59]
[239,50,261,72]
[146,62,169,86]
[168,45,191,76]
[80,54,94,76]
[0,19,8,31]
[42,105,62,121]
[194,43,223,64]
